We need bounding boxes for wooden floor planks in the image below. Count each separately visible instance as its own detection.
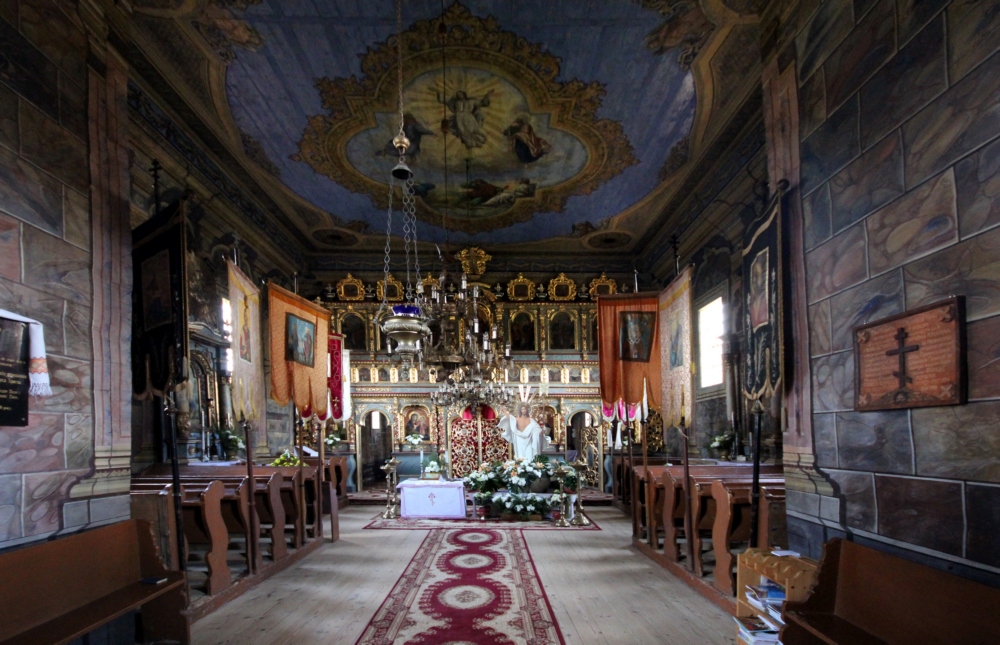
[192,506,735,645]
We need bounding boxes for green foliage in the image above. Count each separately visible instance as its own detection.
[270,450,302,467]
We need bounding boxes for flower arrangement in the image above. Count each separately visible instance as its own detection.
[491,492,550,519]
[424,460,441,474]
[561,470,579,493]
[404,434,423,446]
[710,432,736,458]
[463,462,503,494]
[217,428,245,455]
[270,450,301,467]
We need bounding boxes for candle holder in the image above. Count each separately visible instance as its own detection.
[569,457,592,527]
[553,463,572,528]
[380,456,401,519]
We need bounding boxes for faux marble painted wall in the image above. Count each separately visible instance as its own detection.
[0,0,133,550]
[766,0,1000,583]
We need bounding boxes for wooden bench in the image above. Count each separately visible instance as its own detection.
[782,539,1000,645]
[130,482,179,570]
[659,464,783,561]
[711,480,786,594]
[142,464,310,548]
[631,465,667,541]
[131,480,231,595]
[139,472,287,563]
[0,519,189,645]
[135,476,257,573]
[689,475,784,576]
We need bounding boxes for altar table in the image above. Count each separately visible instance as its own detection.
[398,479,467,519]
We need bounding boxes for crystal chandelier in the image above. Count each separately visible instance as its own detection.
[378,0,431,367]
[431,367,516,409]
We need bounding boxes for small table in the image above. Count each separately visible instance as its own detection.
[397,479,467,519]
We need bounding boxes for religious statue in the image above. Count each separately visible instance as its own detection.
[437,89,493,149]
[498,399,550,461]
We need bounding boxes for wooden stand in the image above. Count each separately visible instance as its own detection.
[735,549,817,643]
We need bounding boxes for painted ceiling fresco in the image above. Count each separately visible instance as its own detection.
[220,1,700,245]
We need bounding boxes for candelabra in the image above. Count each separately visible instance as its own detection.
[380,456,401,519]
[569,457,592,527]
[553,462,572,528]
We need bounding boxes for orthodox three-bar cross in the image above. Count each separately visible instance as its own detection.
[886,327,920,391]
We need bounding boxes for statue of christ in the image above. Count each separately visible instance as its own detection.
[498,401,550,461]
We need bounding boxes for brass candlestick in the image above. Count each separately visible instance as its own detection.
[569,457,592,527]
[380,456,401,519]
[553,463,572,528]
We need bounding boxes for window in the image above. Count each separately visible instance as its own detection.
[698,297,725,388]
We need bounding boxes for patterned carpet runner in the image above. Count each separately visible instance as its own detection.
[364,514,599,531]
[354,528,565,645]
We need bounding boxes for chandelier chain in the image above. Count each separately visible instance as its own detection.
[380,175,394,314]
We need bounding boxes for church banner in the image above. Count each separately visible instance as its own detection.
[228,261,266,441]
[742,193,784,399]
[339,349,352,422]
[659,266,694,428]
[327,333,344,421]
[597,293,661,411]
[268,282,329,418]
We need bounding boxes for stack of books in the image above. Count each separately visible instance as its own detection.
[733,616,780,643]
[746,581,785,626]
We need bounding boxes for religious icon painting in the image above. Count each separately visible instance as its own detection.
[285,313,316,367]
[748,248,769,332]
[742,189,785,399]
[402,405,431,440]
[619,311,655,362]
[667,310,684,370]
[141,250,173,331]
[238,294,252,363]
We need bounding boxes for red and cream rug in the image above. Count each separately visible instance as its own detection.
[354,528,565,645]
[364,514,600,531]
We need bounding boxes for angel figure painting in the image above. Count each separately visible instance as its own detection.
[437,89,493,149]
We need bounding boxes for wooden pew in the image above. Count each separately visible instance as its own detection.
[0,519,189,645]
[130,483,179,570]
[131,480,231,595]
[689,475,784,576]
[631,465,667,542]
[782,539,1000,645]
[660,464,783,562]
[138,473,287,563]
[711,480,786,594]
[135,476,257,573]
[141,464,308,548]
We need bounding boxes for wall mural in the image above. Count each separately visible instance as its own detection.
[295,5,637,234]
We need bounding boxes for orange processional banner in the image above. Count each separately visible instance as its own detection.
[658,266,694,427]
[268,282,329,418]
[228,260,267,445]
[597,292,661,411]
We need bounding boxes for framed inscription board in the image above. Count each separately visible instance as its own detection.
[0,318,30,426]
[854,296,965,411]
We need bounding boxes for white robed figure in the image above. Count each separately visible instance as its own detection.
[498,387,550,460]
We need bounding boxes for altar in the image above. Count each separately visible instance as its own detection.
[397,479,467,519]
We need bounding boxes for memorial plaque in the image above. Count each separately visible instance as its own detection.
[0,318,30,426]
[854,296,965,411]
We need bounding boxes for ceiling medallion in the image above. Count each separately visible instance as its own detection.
[547,273,577,301]
[456,246,491,279]
[506,274,536,301]
[294,3,637,235]
[588,273,618,298]
[336,274,365,301]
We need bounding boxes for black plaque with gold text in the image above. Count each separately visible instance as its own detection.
[0,318,30,426]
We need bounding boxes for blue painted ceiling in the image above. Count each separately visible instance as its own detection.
[224,1,697,245]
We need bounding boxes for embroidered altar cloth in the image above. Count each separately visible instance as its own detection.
[398,479,466,519]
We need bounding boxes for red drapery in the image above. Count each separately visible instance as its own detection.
[598,293,662,410]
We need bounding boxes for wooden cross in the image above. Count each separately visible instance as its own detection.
[886,327,920,391]
[427,492,436,506]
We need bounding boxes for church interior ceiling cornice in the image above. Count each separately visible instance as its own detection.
[127,0,762,274]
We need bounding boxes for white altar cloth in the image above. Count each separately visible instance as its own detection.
[398,479,467,519]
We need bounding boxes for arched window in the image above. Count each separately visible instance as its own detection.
[341,314,367,351]
[510,313,535,351]
[549,312,575,350]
